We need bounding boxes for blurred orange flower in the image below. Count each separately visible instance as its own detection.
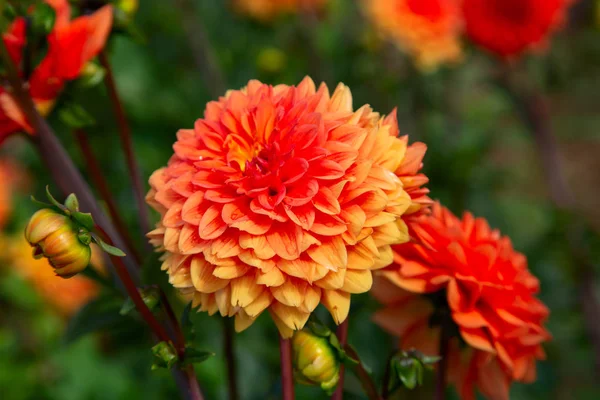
[232,0,327,21]
[362,0,463,70]
[147,77,429,337]
[0,0,113,143]
[2,236,101,317]
[462,0,574,59]
[373,203,550,399]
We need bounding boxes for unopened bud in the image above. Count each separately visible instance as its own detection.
[117,0,139,18]
[24,209,91,278]
[292,329,340,393]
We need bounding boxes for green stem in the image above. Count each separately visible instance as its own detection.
[331,319,349,400]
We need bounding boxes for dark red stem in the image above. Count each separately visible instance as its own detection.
[73,128,141,264]
[435,322,450,400]
[223,319,239,400]
[332,319,349,400]
[344,346,381,400]
[280,336,295,400]
[99,51,152,244]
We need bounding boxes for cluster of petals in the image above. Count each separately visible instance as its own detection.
[0,236,100,317]
[232,0,328,21]
[373,203,550,399]
[462,0,575,58]
[362,0,463,70]
[0,0,113,143]
[146,77,429,338]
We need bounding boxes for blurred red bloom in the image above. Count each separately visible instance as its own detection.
[373,203,550,399]
[462,0,574,58]
[0,0,113,143]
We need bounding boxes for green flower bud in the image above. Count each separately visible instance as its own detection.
[292,329,340,394]
[24,209,91,278]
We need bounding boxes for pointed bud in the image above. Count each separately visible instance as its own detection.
[292,329,340,394]
[24,209,91,278]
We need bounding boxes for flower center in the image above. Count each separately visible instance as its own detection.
[405,0,443,20]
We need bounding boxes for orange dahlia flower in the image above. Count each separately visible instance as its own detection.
[147,77,429,337]
[373,203,550,399]
[232,0,327,21]
[1,236,101,317]
[0,0,113,143]
[462,0,574,59]
[362,0,463,70]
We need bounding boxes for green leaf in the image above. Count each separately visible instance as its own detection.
[30,2,55,35]
[45,186,67,212]
[64,194,80,212]
[120,287,161,316]
[72,211,95,231]
[77,62,106,88]
[183,347,214,365]
[92,235,126,257]
[64,295,128,343]
[394,358,418,390]
[307,318,331,338]
[77,231,92,246]
[151,342,178,370]
[30,195,53,209]
[58,103,96,129]
[181,302,196,342]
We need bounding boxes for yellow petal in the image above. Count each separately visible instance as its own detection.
[256,267,286,287]
[239,233,276,259]
[322,290,351,325]
[231,274,264,308]
[373,246,394,270]
[315,268,346,290]
[244,290,273,317]
[271,279,304,307]
[302,285,321,313]
[271,301,310,332]
[190,256,229,293]
[341,269,373,294]
[215,286,234,317]
[213,263,250,279]
[235,311,256,333]
[270,309,295,339]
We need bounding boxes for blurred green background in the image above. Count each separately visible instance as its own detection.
[1,0,600,399]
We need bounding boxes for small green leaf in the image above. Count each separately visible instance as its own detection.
[77,231,92,246]
[307,318,331,338]
[120,287,161,316]
[30,2,56,35]
[30,195,53,209]
[45,186,67,212]
[72,211,95,231]
[420,355,442,365]
[64,193,80,212]
[181,302,196,342]
[151,341,179,370]
[59,103,96,129]
[183,347,215,365]
[395,358,418,390]
[92,236,126,257]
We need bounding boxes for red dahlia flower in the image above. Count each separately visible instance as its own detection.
[0,0,113,143]
[373,203,550,399]
[462,0,574,59]
[146,77,430,337]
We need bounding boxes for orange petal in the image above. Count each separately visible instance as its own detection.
[307,236,347,270]
[341,269,373,294]
[190,256,228,293]
[266,224,302,261]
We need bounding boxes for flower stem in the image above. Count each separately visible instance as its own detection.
[172,0,225,98]
[279,335,295,400]
[331,319,349,400]
[223,319,239,400]
[435,321,450,400]
[99,51,152,245]
[73,128,142,264]
[344,346,381,400]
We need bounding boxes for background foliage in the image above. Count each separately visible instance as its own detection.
[1,0,600,399]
